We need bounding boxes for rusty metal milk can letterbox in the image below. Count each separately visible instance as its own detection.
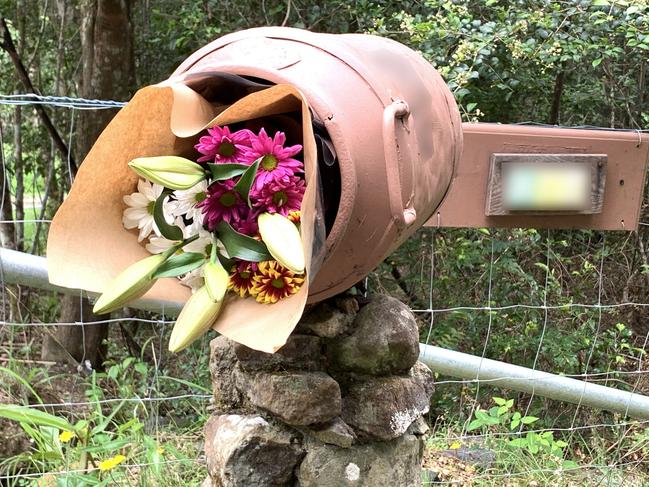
[169,27,463,302]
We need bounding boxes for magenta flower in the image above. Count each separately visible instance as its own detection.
[195,126,254,164]
[231,209,261,236]
[245,129,303,190]
[197,179,246,230]
[252,175,305,216]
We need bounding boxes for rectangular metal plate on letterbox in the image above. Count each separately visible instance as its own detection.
[485,154,606,216]
[427,123,649,231]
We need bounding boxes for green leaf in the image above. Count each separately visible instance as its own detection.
[0,367,43,405]
[475,410,489,422]
[91,400,127,436]
[497,405,508,416]
[216,221,272,262]
[506,399,514,409]
[592,0,610,5]
[0,405,73,432]
[153,190,183,241]
[487,416,501,425]
[467,419,483,431]
[521,416,539,425]
[592,57,602,67]
[493,397,507,406]
[233,159,260,207]
[207,163,250,181]
[510,419,520,430]
[217,251,235,271]
[153,252,206,278]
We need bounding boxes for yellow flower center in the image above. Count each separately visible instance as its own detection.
[272,190,288,207]
[261,154,278,171]
[219,191,237,207]
[219,142,235,157]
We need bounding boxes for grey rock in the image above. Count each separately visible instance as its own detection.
[341,373,432,441]
[297,303,355,338]
[406,416,430,436]
[326,297,420,376]
[236,368,341,425]
[298,434,424,487]
[410,361,435,398]
[306,417,356,448]
[234,334,323,372]
[209,337,243,410]
[200,476,218,487]
[204,414,303,487]
[333,296,360,315]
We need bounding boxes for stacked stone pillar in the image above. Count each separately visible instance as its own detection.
[203,296,434,487]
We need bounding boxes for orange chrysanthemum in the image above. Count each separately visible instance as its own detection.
[287,210,301,225]
[228,262,258,298]
[251,261,304,304]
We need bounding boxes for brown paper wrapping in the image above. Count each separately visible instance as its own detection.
[48,83,317,353]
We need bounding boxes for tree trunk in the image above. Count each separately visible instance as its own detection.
[13,105,24,252]
[42,0,135,368]
[0,120,16,250]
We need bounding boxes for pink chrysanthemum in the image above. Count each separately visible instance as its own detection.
[197,179,246,230]
[252,175,305,216]
[195,126,253,164]
[231,209,260,237]
[245,129,303,191]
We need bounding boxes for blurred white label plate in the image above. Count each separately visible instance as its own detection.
[502,162,591,211]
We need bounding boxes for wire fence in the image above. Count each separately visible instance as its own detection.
[1,94,649,485]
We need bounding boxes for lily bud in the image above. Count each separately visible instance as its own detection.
[168,287,222,352]
[258,212,305,274]
[128,156,205,190]
[93,254,165,314]
[204,260,229,302]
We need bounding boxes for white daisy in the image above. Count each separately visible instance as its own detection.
[145,218,186,254]
[172,180,208,220]
[123,179,174,242]
[179,218,210,255]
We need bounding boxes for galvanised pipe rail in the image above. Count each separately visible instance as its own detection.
[419,344,649,420]
[2,247,649,419]
[0,247,183,315]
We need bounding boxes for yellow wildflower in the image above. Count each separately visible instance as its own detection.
[59,431,75,443]
[98,454,126,472]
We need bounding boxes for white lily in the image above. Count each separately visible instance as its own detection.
[129,156,205,190]
[93,254,166,314]
[168,286,223,352]
[257,212,305,274]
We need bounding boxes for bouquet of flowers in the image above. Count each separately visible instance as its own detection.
[93,124,307,352]
[48,83,321,354]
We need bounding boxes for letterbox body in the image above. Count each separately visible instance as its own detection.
[170,27,463,301]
